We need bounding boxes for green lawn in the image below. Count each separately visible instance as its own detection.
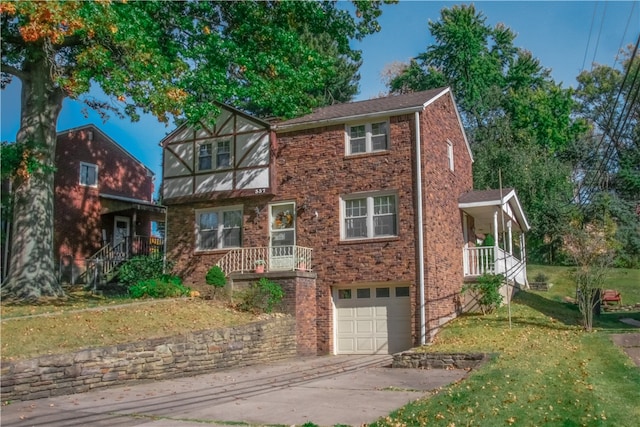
[527,264,640,306]
[372,266,640,427]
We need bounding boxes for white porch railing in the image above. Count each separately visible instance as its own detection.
[463,246,527,287]
[216,245,313,276]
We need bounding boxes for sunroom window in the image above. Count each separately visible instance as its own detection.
[346,121,389,155]
[342,192,398,240]
[196,206,242,250]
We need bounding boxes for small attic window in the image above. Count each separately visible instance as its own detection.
[80,162,98,187]
[447,141,454,171]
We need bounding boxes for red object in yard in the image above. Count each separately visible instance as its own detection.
[602,289,622,305]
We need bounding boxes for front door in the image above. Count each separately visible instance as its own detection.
[269,202,295,271]
[113,216,130,256]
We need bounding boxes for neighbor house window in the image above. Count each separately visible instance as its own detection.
[196,206,242,250]
[341,192,398,240]
[198,140,233,171]
[346,121,389,155]
[79,162,98,187]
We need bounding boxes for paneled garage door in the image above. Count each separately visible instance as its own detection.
[335,285,412,355]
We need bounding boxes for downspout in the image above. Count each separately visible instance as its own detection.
[414,111,426,345]
[162,207,168,274]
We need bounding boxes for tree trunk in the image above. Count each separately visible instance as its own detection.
[1,56,65,300]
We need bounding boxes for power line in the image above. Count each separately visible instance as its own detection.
[581,1,599,72]
[577,35,640,207]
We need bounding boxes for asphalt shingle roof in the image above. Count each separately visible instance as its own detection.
[459,188,516,204]
[275,87,449,129]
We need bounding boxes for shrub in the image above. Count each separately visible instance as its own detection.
[236,277,284,314]
[462,273,504,314]
[128,275,191,299]
[534,272,549,283]
[205,265,226,288]
[118,256,169,286]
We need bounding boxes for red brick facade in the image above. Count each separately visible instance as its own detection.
[164,90,474,354]
[54,126,156,280]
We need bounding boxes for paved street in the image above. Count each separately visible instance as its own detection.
[1,355,469,427]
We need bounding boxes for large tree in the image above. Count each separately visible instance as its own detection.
[388,4,587,263]
[0,0,386,300]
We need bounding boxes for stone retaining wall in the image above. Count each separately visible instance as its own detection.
[0,317,296,402]
[392,351,489,370]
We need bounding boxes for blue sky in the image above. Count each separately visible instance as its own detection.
[2,1,638,192]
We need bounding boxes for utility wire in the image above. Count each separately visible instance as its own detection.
[577,36,640,207]
[581,1,599,72]
[589,1,608,70]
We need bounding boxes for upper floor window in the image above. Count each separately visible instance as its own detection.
[341,192,398,240]
[198,143,212,170]
[346,121,388,155]
[79,162,98,187]
[216,140,231,168]
[198,139,232,171]
[196,206,242,251]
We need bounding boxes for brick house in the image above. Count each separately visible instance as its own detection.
[54,125,165,284]
[161,88,530,355]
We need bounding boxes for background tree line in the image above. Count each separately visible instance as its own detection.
[1,1,637,301]
[388,4,639,268]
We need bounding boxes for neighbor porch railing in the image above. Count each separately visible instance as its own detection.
[84,235,164,289]
[216,245,313,276]
[463,245,527,286]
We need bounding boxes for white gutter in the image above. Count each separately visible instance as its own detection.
[414,111,426,345]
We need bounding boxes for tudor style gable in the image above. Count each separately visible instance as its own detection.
[162,105,273,203]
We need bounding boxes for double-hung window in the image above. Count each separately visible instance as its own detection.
[346,121,389,155]
[198,143,213,171]
[196,206,242,250]
[198,140,232,171]
[216,140,231,168]
[79,162,98,187]
[342,192,398,240]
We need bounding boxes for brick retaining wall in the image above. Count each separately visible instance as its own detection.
[0,317,296,402]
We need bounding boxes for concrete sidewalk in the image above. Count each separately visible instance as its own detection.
[0,355,469,427]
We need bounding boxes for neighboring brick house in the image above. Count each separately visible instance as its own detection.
[54,125,165,283]
[161,88,530,355]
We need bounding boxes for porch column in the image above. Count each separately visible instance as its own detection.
[507,220,513,254]
[493,210,499,248]
[462,212,469,245]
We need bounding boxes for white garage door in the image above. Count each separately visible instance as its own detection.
[335,285,412,355]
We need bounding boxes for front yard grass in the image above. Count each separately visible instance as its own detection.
[373,266,640,427]
[1,292,258,361]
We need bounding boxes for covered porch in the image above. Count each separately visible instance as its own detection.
[459,188,531,288]
[83,195,167,288]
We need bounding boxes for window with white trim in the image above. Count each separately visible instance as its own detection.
[346,121,389,155]
[79,162,98,187]
[196,206,242,250]
[341,192,398,240]
[447,141,454,171]
[198,139,232,171]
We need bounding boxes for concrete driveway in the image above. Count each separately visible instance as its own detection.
[1,355,469,427]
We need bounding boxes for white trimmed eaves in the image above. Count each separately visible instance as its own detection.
[446,90,474,163]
